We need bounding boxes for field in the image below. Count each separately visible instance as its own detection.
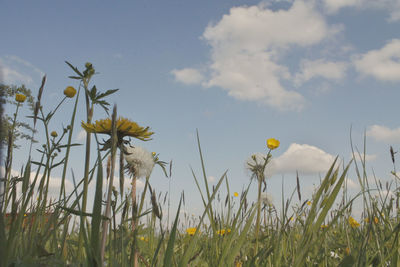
[1,62,399,267]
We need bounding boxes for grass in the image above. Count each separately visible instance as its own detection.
[1,62,400,266]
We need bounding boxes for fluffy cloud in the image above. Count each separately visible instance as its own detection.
[0,55,44,85]
[354,39,400,81]
[173,0,340,111]
[322,0,362,13]
[269,143,336,175]
[350,152,377,162]
[294,59,347,86]
[171,68,204,85]
[323,0,400,21]
[366,124,400,143]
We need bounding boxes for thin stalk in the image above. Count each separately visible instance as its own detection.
[100,105,118,263]
[59,86,81,201]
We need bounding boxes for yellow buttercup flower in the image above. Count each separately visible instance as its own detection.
[82,117,153,141]
[234,192,239,197]
[15,94,26,103]
[267,138,280,150]
[349,216,360,228]
[64,86,76,98]
[216,228,231,236]
[186,227,198,236]
[51,131,58,138]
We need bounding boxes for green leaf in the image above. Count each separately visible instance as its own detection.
[163,195,183,267]
[338,255,356,267]
[90,150,103,266]
[96,89,119,99]
[65,61,83,78]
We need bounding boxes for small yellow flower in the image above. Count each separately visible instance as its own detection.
[24,213,27,217]
[216,228,231,236]
[349,216,360,228]
[139,236,148,242]
[290,216,294,222]
[186,227,198,236]
[320,224,329,229]
[15,94,26,103]
[51,131,58,138]
[374,217,379,224]
[234,192,239,197]
[152,152,156,156]
[306,201,312,206]
[64,86,77,98]
[267,138,280,150]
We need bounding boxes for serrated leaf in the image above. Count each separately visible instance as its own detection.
[65,61,83,78]
[97,89,119,99]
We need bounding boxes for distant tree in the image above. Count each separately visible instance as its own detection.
[0,84,37,149]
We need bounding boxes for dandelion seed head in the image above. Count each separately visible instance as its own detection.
[125,146,155,178]
[260,192,273,206]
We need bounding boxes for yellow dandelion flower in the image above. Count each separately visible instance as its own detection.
[81,117,153,141]
[15,94,26,103]
[267,138,280,150]
[51,131,58,138]
[349,216,360,228]
[64,86,77,98]
[234,192,239,197]
[186,227,198,236]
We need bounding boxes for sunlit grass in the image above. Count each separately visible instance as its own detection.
[1,62,399,266]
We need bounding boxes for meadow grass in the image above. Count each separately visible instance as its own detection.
[1,62,400,266]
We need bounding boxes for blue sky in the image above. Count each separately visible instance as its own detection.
[2,0,400,219]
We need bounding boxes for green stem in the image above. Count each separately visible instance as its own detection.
[3,103,20,212]
[59,85,81,201]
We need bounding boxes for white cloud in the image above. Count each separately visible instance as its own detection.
[174,0,341,111]
[0,55,44,85]
[171,68,204,85]
[208,175,216,183]
[323,0,400,21]
[367,124,400,143]
[76,130,86,141]
[294,59,347,86]
[345,178,360,189]
[354,39,400,81]
[323,0,362,13]
[350,152,377,162]
[269,143,336,175]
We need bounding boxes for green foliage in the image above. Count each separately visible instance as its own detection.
[0,84,37,148]
[2,61,400,266]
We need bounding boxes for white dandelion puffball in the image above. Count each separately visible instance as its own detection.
[125,146,155,178]
[260,192,273,206]
[245,153,269,175]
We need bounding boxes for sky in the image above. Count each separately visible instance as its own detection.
[1,0,400,221]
